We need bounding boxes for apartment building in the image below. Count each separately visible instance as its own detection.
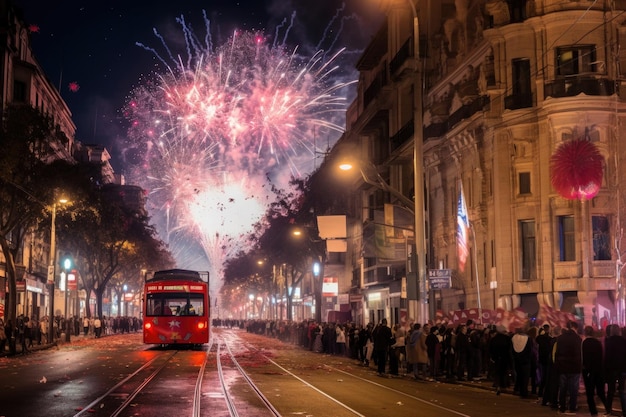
[322,0,626,327]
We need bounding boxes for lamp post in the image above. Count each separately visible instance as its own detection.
[47,196,69,344]
[375,0,426,323]
[406,0,428,328]
[47,202,58,344]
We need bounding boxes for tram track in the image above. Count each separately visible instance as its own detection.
[214,333,282,417]
[71,350,179,417]
[225,329,475,417]
[72,344,213,417]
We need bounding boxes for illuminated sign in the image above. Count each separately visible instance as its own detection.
[146,283,206,293]
[322,277,338,297]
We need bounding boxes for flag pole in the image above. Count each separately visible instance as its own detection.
[470,223,482,323]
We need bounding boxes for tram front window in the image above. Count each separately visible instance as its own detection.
[146,293,204,316]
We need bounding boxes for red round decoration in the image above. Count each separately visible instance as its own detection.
[550,139,603,200]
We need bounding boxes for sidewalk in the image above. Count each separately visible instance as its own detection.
[0,331,115,357]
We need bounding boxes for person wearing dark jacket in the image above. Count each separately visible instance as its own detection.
[425,326,440,379]
[581,325,607,417]
[456,325,470,380]
[489,325,512,395]
[372,318,393,377]
[511,327,532,398]
[604,324,626,417]
[554,321,582,415]
[536,324,552,399]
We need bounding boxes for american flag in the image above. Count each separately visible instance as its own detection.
[457,183,470,272]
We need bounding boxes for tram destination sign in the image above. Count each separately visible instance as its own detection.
[428,269,451,289]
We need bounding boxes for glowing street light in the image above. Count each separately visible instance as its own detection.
[47,194,70,344]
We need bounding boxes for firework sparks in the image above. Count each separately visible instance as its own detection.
[68,81,80,92]
[123,11,354,294]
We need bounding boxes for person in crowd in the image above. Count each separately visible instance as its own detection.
[359,323,373,366]
[390,324,406,376]
[415,323,430,380]
[456,324,470,381]
[511,327,532,398]
[83,316,89,336]
[94,317,102,338]
[604,323,626,417]
[526,326,539,396]
[441,326,456,379]
[554,320,582,415]
[40,317,48,345]
[74,315,81,336]
[5,319,15,354]
[372,319,393,377]
[468,321,482,381]
[426,325,441,380]
[17,316,29,354]
[543,326,562,410]
[536,324,552,399]
[0,318,6,354]
[581,325,606,417]
[489,324,512,395]
[349,324,358,359]
[406,323,421,377]
[335,324,346,356]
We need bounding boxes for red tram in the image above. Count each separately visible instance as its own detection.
[143,269,210,346]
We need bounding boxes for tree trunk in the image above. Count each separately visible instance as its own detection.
[0,238,18,324]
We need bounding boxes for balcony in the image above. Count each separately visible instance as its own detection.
[390,37,414,78]
[544,76,615,99]
[390,119,414,152]
[504,93,533,110]
[423,95,490,140]
[363,67,388,109]
[448,95,490,129]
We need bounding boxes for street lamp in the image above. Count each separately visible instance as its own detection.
[62,256,72,342]
[339,160,415,213]
[47,196,69,344]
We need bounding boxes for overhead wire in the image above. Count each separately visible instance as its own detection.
[474,0,625,132]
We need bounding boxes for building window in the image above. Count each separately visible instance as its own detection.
[592,215,611,260]
[507,0,527,23]
[506,59,532,109]
[556,45,596,76]
[520,220,536,280]
[513,58,531,96]
[557,215,575,261]
[519,172,531,194]
[13,80,26,103]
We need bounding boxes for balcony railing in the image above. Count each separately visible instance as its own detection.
[504,93,533,110]
[423,95,490,140]
[390,38,413,75]
[544,76,615,99]
[363,67,388,109]
[390,118,415,152]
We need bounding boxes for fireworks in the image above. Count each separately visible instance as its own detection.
[122,11,354,294]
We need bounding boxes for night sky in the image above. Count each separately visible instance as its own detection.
[13,0,382,173]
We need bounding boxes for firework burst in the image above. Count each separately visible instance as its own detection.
[123,11,355,294]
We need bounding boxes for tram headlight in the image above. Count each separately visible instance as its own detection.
[145,322,152,330]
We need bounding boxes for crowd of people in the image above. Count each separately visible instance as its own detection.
[233,317,626,416]
[0,314,142,355]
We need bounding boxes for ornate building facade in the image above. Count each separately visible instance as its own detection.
[324,0,626,326]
